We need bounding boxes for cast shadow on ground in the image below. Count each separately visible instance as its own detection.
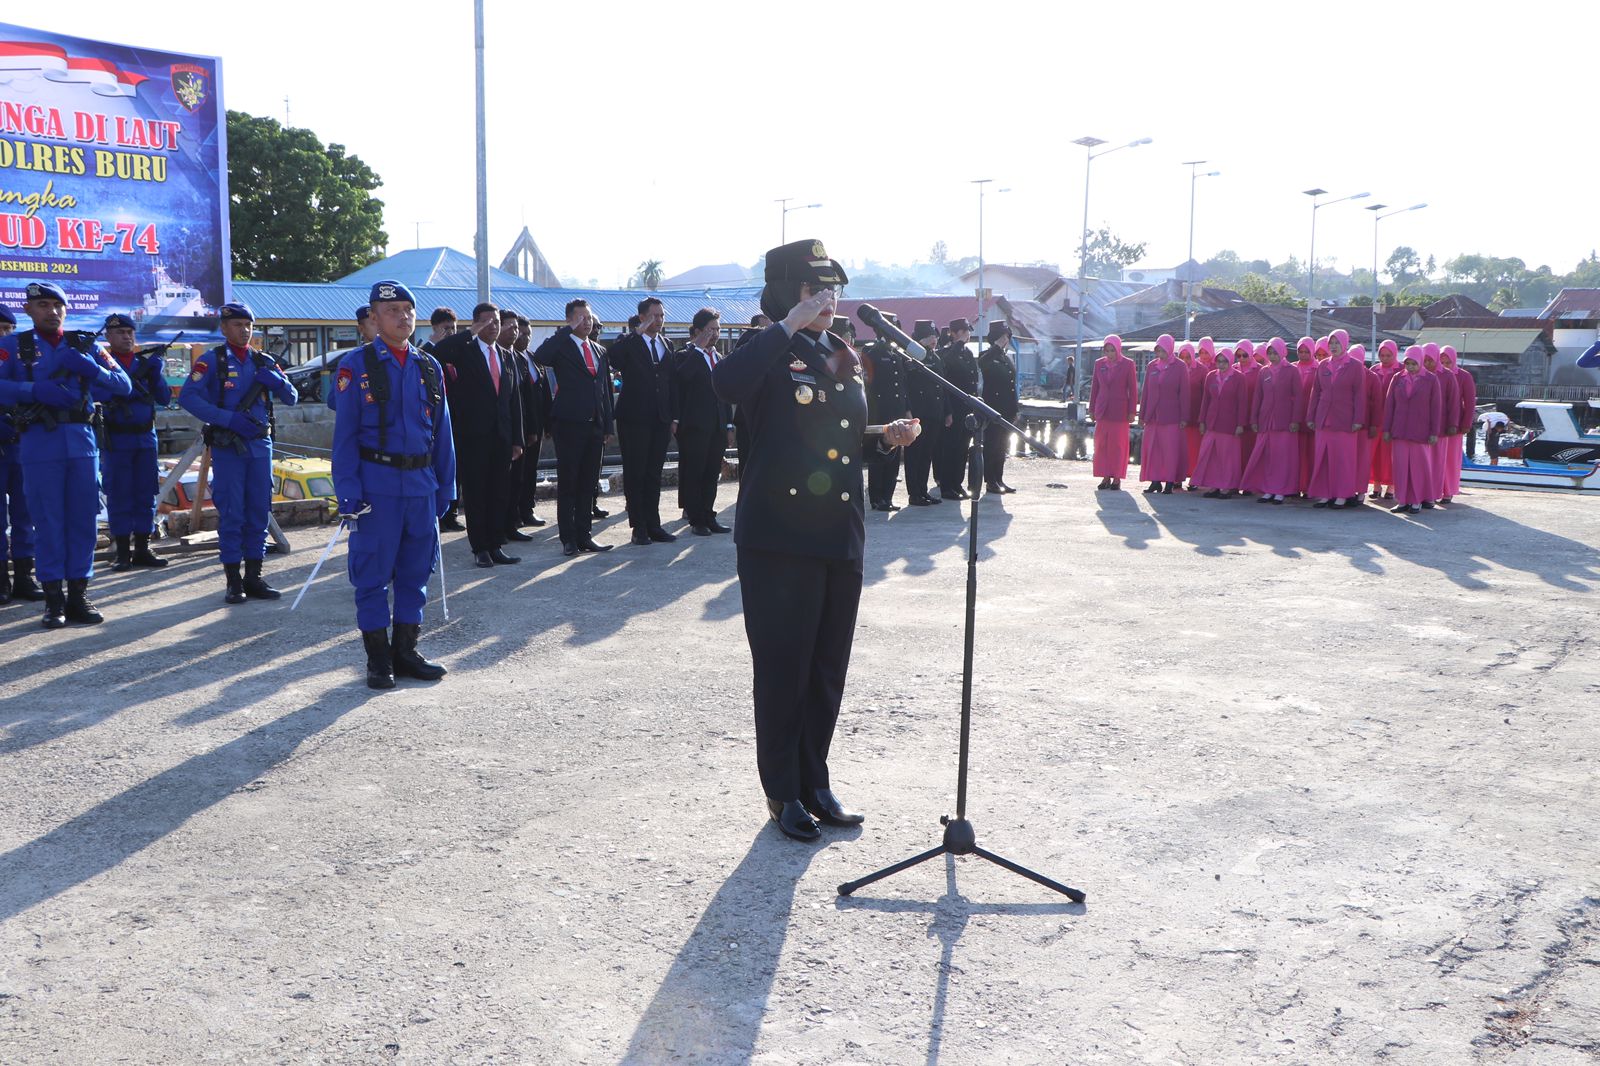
[0,690,381,924]
[619,825,837,1064]
[834,853,1085,1066]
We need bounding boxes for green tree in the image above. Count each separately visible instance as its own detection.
[1079,227,1147,278]
[930,240,949,266]
[227,111,386,281]
[1223,272,1306,307]
[631,259,664,290]
[1385,246,1423,285]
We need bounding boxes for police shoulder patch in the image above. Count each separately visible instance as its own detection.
[336,366,353,391]
[190,365,205,380]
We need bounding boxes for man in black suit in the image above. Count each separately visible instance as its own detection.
[423,307,465,531]
[432,302,524,567]
[672,307,733,536]
[510,314,549,529]
[497,309,539,543]
[610,296,678,546]
[532,298,615,556]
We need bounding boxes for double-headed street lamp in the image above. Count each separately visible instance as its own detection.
[1366,202,1428,349]
[1183,161,1220,341]
[1073,135,1152,367]
[776,197,821,243]
[1303,188,1371,335]
[972,178,1010,346]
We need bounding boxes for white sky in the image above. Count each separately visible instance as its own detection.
[31,1,1600,287]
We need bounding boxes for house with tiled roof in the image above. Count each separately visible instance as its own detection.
[1107,280,1244,333]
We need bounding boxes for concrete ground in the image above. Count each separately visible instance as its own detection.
[1,461,1596,1065]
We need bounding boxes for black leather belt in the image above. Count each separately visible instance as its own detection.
[106,421,155,434]
[360,446,431,470]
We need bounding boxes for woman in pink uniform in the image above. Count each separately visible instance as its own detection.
[1349,345,1376,500]
[1183,341,1211,488]
[1293,338,1318,496]
[1368,340,1403,498]
[1232,339,1260,483]
[1090,334,1137,490]
[1307,330,1368,509]
[1192,349,1247,497]
[1383,346,1440,515]
[1420,342,1458,505]
[1138,334,1186,494]
[1242,337,1301,503]
[1439,346,1471,501]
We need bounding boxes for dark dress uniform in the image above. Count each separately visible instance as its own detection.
[672,342,732,532]
[934,338,981,497]
[979,340,1020,491]
[902,321,946,505]
[861,338,909,510]
[330,282,457,689]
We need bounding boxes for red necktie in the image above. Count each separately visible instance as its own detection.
[486,343,501,393]
[582,340,597,376]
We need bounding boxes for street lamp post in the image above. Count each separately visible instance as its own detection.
[1303,188,1371,335]
[776,198,822,244]
[1182,161,1220,341]
[1366,202,1427,349]
[971,179,1011,344]
[1072,136,1152,371]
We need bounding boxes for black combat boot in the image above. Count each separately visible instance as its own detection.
[391,622,447,681]
[242,559,281,600]
[362,629,396,689]
[130,533,168,568]
[224,562,247,604]
[110,535,133,572]
[13,557,44,601]
[41,580,66,629]
[65,578,103,625]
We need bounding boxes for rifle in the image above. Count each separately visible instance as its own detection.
[205,348,279,455]
[14,326,106,433]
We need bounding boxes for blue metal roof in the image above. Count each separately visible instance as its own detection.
[337,247,537,291]
[233,280,762,326]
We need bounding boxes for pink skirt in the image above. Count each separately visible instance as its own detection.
[1297,430,1315,495]
[1093,421,1130,478]
[1355,430,1374,492]
[1242,430,1300,496]
[1371,435,1395,486]
[1392,439,1437,506]
[1191,431,1243,491]
[1183,426,1203,479]
[1139,423,1185,482]
[1239,429,1258,477]
[1442,434,1463,495]
[1309,429,1362,499]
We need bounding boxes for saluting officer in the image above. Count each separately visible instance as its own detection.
[100,313,173,570]
[902,319,946,506]
[0,303,44,605]
[712,239,918,843]
[178,302,298,604]
[331,281,456,690]
[860,313,911,511]
[978,320,1020,494]
[0,281,132,628]
[934,318,981,500]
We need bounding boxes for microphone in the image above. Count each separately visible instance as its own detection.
[856,303,927,361]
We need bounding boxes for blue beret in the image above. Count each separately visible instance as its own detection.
[0,306,15,326]
[355,305,371,322]
[104,313,136,330]
[219,302,254,322]
[368,280,416,306]
[23,281,67,305]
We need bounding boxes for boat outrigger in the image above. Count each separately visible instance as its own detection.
[1460,400,1600,492]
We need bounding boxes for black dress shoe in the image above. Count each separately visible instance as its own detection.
[648,528,677,543]
[706,520,732,534]
[999,482,1018,494]
[691,524,714,536]
[504,528,534,542]
[474,550,495,568]
[489,548,521,564]
[766,798,821,842]
[591,505,610,519]
[578,539,612,552]
[562,542,578,557]
[922,493,941,504]
[871,501,891,512]
[528,515,547,527]
[439,516,465,532]
[907,495,932,506]
[883,501,901,512]
[803,788,864,827]
[630,531,652,546]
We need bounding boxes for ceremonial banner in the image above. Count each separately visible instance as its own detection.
[0,23,227,336]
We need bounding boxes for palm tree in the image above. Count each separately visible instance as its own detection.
[633,259,664,291]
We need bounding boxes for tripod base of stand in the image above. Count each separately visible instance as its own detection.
[836,816,1086,902]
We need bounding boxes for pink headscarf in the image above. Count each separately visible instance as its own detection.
[1296,337,1316,364]
[1197,336,1215,360]
[1235,339,1256,361]
[1178,342,1195,362]
[1104,335,1124,359]
[1348,343,1366,364]
[1403,345,1424,372]
[1266,337,1287,362]
[1378,339,1399,364]
[1314,339,1331,360]
[1329,329,1350,357]
[1155,333,1175,359]
[1216,347,1235,371]
[1421,341,1440,370]
[1440,345,1459,369]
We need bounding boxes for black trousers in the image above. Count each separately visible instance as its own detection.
[676,426,724,525]
[982,422,1011,485]
[736,547,864,801]
[552,418,603,545]
[456,435,512,553]
[512,433,543,519]
[904,418,942,499]
[867,446,901,505]
[936,419,973,491]
[618,418,670,532]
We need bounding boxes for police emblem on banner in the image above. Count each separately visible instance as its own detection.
[171,63,209,113]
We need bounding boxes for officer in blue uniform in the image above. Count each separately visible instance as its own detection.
[331,281,456,690]
[712,240,919,842]
[0,302,44,606]
[100,313,173,571]
[328,304,378,410]
[178,302,298,603]
[0,281,133,627]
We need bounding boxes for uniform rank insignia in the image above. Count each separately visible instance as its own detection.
[190,363,206,380]
[795,384,814,405]
[789,360,807,371]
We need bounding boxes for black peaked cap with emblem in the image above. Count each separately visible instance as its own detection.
[764,239,849,287]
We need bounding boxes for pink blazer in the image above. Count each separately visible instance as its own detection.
[1091,355,1137,422]
[1199,369,1247,433]
[1140,358,1186,425]
[1384,370,1441,442]
[1252,363,1301,431]
[1310,356,1367,430]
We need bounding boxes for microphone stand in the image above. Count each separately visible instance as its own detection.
[838,349,1084,902]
